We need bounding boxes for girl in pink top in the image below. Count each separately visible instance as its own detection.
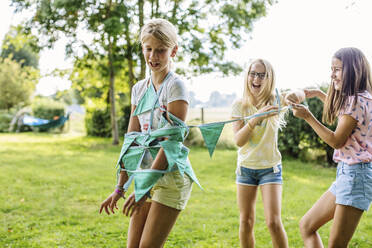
[289,47,372,248]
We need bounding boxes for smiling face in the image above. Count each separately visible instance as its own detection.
[142,35,177,74]
[331,57,343,91]
[248,62,266,95]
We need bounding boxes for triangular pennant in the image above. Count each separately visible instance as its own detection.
[199,123,225,157]
[116,135,136,167]
[135,134,149,146]
[148,147,161,159]
[160,140,182,171]
[132,84,159,116]
[122,148,145,172]
[134,171,163,201]
[176,146,189,176]
[184,161,203,190]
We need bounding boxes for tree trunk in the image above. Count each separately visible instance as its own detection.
[138,0,146,79]
[171,0,179,23]
[108,37,119,145]
[123,3,135,100]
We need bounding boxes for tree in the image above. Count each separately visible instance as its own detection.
[1,25,40,69]
[0,57,38,111]
[11,0,274,144]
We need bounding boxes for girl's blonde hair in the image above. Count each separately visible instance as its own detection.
[241,59,286,128]
[323,47,372,124]
[242,59,276,113]
[140,18,178,48]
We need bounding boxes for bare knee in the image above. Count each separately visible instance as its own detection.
[240,215,255,233]
[299,215,316,237]
[266,217,283,233]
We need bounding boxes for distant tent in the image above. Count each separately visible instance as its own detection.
[23,114,70,130]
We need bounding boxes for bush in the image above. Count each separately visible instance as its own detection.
[118,105,131,137]
[30,98,66,132]
[31,98,65,119]
[85,104,131,138]
[85,108,111,137]
[279,96,337,166]
[0,111,13,132]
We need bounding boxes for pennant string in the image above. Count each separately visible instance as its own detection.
[117,87,288,201]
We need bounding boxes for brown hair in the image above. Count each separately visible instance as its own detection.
[323,47,372,124]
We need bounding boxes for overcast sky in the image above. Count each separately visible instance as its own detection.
[1,0,372,101]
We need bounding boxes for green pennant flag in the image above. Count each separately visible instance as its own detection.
[122,148,145,172]
[199,122,225,157]
[134,171,163,201]
[175,146,189,176]
[148,147,160,159]
[133,85,159,116]
[116,135,136,167]
[160,140,182,171]
[135,134,149,146]
[184,161,202,190]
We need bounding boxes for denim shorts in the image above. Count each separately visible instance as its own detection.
[329,162,372,211]
[236,164,283,186]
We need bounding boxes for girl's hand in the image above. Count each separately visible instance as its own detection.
[304,89,321,99]
[99,191,123,215]
[291,104,312,120]
[253,105,279,125]
[285,90,305,105]
[123,193,147,217]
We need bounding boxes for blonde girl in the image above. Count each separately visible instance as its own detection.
[100,19,193,248]
[231,59,303,248]
[290,47,372,247]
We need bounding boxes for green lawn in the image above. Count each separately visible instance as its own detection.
[0,133,371,247]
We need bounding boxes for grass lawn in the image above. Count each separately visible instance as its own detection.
[0,133,371,247]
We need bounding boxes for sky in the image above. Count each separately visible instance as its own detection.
[1,0,372,102]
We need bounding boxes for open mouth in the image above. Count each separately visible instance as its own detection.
[252,83,261,89]
[150,61,160,68]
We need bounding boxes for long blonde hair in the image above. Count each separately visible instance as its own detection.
[323,47,372,124]
[241,59,286,128]
[242,59,276,113]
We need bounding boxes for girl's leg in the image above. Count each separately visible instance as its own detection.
[127,201,151,248]
[299,190,336,248]
[260,184,288,248]
[328,205,363,248]
[138,201,181,248]
[237,184,258,248]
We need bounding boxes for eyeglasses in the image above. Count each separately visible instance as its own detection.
[248,71,266,80]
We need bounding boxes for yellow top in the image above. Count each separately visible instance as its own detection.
[231,98,286,169]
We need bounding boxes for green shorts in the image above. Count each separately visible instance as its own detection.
[151,170,193,210]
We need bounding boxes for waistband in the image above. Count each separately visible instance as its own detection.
[338,161,372,170]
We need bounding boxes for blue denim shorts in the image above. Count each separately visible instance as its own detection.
[329,162,372,211]
[236,164,283,186]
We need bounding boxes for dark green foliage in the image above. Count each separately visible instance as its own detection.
[85,108,111,138]
[118,105,131,137]
[279,95,337,166]
[0,111,13,132]
[31,98,66,120]
[1,25,40,69]
[85,105,132,138]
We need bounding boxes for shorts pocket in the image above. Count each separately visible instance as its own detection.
[339,170,364,199]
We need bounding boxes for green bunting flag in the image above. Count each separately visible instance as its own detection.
[199,122,225,157]
[160,140,182,170]
[134,171,163,201]
[122,148,145,172]
[133,84,159,116]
